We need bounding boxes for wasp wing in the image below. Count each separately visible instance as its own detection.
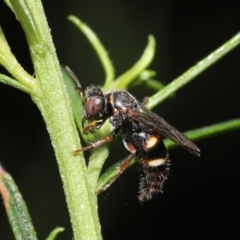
[122,104,200,156]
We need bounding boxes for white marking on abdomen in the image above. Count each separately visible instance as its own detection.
[147,158,165,167]
[145,136,159,149]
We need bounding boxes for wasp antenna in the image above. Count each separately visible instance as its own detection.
[65,66,86,100]
[65,66,82,88]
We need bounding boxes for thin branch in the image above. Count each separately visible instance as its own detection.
[0,74,31,93]
[146,32,240,110]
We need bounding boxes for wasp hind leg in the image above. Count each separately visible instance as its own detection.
[97,152,136,194]
[97,131,137,194]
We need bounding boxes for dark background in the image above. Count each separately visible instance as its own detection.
[0,1,240,239]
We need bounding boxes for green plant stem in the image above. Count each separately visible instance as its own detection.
[6,0,102,239]
[87,146,109,191]
[146,32,240,110]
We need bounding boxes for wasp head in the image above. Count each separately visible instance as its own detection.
[83,86,105,119]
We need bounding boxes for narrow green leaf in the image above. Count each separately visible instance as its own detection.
[62,66,83,133]
[129,70,170,95]
[46,227,64,240]
[143,79,166,91]
[131,78,165,91]
[68,15,115,87]
[110,35,156,90]
[0,27,36,90]
[0,74,31,93]
[0,166,38,240]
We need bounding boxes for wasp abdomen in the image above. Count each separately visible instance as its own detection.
[135,132,171,203]
[138,155,170,202]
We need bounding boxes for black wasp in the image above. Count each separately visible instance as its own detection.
[65,66,200,203]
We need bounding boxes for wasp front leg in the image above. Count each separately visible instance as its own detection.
[82,120,105,134]
[73,127,121,154]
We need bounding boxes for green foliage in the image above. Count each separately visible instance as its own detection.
[0,1,240,240]
[0,166,38,240]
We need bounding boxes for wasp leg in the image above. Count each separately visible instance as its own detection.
[83,120,105,134]
[142,96,149,106]
[97,152,136,194]
[73,127,120,154]
[121,128,136,154]
[97,129,136,193]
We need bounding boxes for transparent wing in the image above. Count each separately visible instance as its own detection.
[122,104,200,156]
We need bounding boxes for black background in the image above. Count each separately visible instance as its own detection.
[0,1,240,239]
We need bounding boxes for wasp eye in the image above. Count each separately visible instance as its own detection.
[85,96,103,117]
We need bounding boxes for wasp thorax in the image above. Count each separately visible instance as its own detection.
[85,96,104,118]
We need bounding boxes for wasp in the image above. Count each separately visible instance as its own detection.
[65,66,200,203]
